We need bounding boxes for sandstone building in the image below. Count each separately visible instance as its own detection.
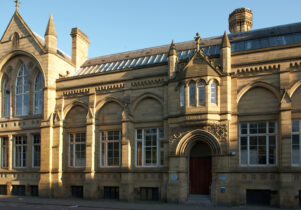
[0,4,300,207]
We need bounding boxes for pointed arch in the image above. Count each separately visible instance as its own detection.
[95,96,124,114]
[176,129,221,156]
[63,101,89,120]
[207,78,220,86]
[132,93,164,122]
[237,81,281,104]
[290,80,301,98]
[131,92,163,112]
[0,50,46,84]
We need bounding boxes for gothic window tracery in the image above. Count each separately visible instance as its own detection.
[2,77,10,117]
[33,71,43,115]
[15,64,29,116]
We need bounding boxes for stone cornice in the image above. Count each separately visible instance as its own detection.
[234,64,280,76]
[63,88,90,97]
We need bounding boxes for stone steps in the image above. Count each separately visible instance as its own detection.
[186,194,214,207]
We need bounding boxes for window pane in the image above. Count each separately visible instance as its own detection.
[210,82,217,104]
[268,122,276,133]
[240,123,248,134]
[137,141,142,166]
[2,78,10,117]
[189,82,196,106]
[240,137,248,165]
[198,82,205,105]
[258,123,266,134]
[292,120,300,132]
[180,85,185,107]
[15,64,29,116]
[250,123,258,134]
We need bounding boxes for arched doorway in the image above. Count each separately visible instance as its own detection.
[189,141,212,194]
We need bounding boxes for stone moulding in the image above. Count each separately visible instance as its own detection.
[63,88,90,97]
[289,61,301,70]
[131,78,165,88]
[95,83,124,92]
[235,64,280,76]
[169,122,228,155]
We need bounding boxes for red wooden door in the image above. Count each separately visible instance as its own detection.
[189,157,211,194]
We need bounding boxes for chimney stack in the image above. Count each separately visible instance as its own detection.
[229,8,253,33]
[70,28,90,69]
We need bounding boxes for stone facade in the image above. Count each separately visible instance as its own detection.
[0,7,300,208]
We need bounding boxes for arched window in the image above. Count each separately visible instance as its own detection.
[198,81,205,106]
[33,71,43,115]
[210,81,217,104]
[180,85,185,107]
[189,81,196,106]
[15,64,29,116]
[2,78,10,117]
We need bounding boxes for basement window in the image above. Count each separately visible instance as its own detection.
[104,186,119,199]
[140,187,159,201]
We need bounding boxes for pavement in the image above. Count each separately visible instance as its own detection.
[0,195,296,210]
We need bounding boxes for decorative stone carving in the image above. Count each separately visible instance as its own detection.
[122,103,132,121]
[170,123,227,145]
[131,78,165,89]
[169,122,228,154]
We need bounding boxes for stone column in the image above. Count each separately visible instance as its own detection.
[279,96,294,207]
[51,118,64,197]
[8,134,13,170]
[119,104,135,201]
[84,111,97,199]
[26,133,32,169]
[39,120,53,197]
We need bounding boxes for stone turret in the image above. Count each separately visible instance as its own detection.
[168,40,178,79]
[229,8,253,33]
[220,31,231,73]
[45,14,57,52]
[70,28,90,69]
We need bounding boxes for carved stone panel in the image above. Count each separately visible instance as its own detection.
[169,122,228,155]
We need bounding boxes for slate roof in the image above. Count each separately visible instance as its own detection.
[74,21,301,76]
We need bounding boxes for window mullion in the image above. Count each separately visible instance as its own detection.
[142,129,145,166]
[299,132,301,164]
[157,128,159,166]
[119,131,121,166]
[106,134,108,167]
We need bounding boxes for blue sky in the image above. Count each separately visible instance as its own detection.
[0,0,301,58]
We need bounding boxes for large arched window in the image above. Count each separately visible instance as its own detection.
[189,81,196,106]
[2,77,10,117]
[180,85,185,107]
[198,81,206,106]
[15,64,29,116]
[33,71,43,115]
[210,81,217,104]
